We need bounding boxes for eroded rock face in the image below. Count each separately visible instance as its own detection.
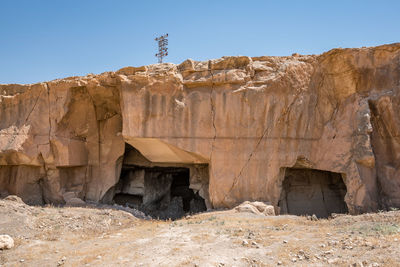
[1,43,400,214]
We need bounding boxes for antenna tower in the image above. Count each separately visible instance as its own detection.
[155,33,168,63]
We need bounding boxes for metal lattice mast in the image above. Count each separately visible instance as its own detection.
[155,33,168,63]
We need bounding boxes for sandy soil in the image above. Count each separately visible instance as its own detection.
[0,196,399,267]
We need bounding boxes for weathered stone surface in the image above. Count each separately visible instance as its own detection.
[235,201,275,216]
[0,235,14,250]
[1,43,400,214]
[4,195,24,204]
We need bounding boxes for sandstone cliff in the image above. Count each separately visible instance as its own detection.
[1,43,399,215]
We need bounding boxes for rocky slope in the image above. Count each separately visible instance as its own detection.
[0,43,399,215]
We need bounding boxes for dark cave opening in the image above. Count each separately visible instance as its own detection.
[278,168,348,218]
[107,143,208,220]
[113,166,206,220]
[113,193,143,207]
[170,168,192,212]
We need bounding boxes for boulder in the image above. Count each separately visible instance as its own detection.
[0,235,14,250]
[235,201,275,216]
[251,201,275,216]
[4,195,24,204]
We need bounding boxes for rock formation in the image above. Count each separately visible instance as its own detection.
[0,234,14,250]
[1,43,399,216]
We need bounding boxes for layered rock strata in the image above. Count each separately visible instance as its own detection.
[1,43,399,215]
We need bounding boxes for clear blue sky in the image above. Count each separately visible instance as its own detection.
[1,0,399,84]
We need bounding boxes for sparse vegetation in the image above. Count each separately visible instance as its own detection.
[351,222,400,236]
[1,198,400,266]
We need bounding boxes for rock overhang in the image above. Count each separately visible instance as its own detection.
[0,43,399,215]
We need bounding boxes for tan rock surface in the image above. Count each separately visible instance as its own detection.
[0,235,14,250]
[1,43,400,214]
[235,201,275,216]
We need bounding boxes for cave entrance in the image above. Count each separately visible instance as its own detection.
[278,168,348,218]
[107,140,209,220]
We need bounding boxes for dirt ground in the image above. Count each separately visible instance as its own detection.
[0,196,399,267]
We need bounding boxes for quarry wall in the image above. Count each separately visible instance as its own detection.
[1,43,399,214]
